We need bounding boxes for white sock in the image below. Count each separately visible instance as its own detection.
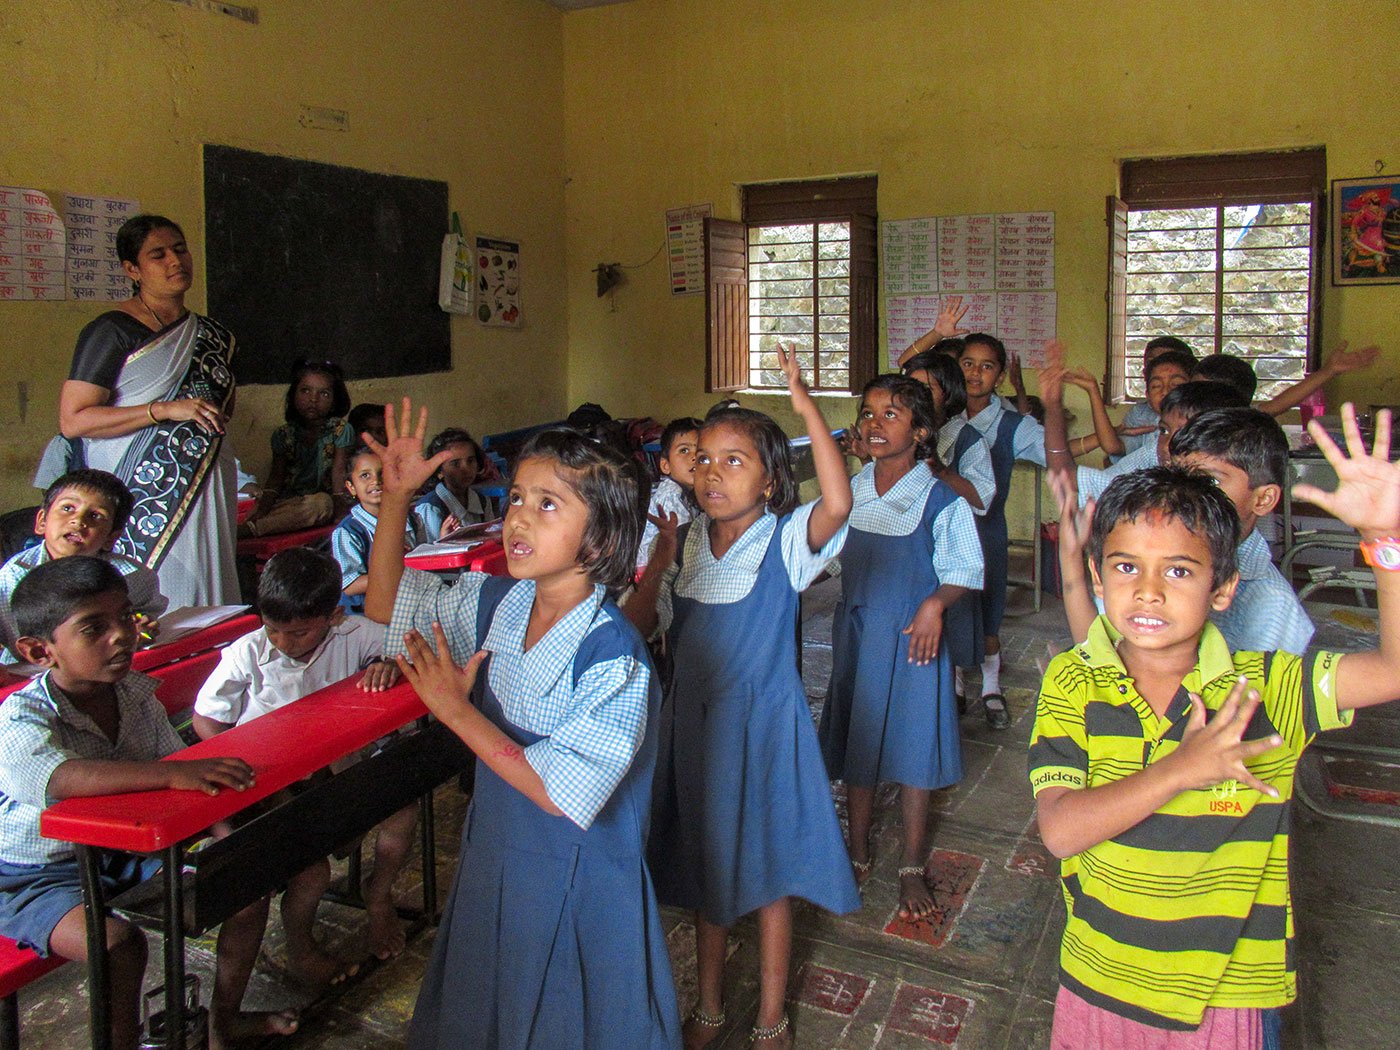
[981,653,1001,697]
[955,667,966,696]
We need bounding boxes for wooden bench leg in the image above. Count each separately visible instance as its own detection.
[0,992,19,1050]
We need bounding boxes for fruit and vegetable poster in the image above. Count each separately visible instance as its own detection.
[475,235,521,327]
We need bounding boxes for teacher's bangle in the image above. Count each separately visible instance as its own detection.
[147,402,160,424]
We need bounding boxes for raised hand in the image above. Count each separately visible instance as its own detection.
[1324,341,1382,376]
[1038,363,1067,404]
[365,397,453,499]
[934,295,970,339]
[1048,469,1092,561]
[1063,366,1100,393]
[646,506,680,571]
[778,342,810,399]
[1169,676,1283,797]
[1293,403,1400,539]
[166,757,256,796]
[1008,351,1027,394]
[903,595,945,665]
[395,623,489,723]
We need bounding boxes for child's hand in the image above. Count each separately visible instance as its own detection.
[1169,676,1283,797]
[1116,422,1158,437]
[365,397,454,499]
[1293,404,1400,540]
[839,427,870,463]
[438,514,461,540]
[1063,366,1100,394]
[934,295,970,339]
[1038,363,1066,404]
[1323,341,1381,377]
[358,659,401,692]
[166,757,256,796]
[134,614,160,647]
[902,595,946,665]
[778,342,811,403]
[1048,469,1092,560]
[395,623,489,722]
[647,507,680,571]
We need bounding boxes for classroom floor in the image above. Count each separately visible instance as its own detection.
[19,564,1400,1049]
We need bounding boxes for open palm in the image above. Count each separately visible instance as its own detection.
[364,397,453,498]
[1293,404,1400,537]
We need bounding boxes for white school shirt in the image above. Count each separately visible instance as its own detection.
[966,398,1046,467]
[1076,441,1161,507]
[936,416,994,516]
[193,616,386,726]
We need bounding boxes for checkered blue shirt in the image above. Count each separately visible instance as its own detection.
[1212,529,1314,656]
[387,572,650,830]
[0,546,167,661]
[843,463,984,590]
[966,398,1046,467]
[332,504,427,589]
[0,672,185,864]
[655,501,846,635]
[1077,441,1160,506]
[1116,399,1159,459]
[938,417,994,516]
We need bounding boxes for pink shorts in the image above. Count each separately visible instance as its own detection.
[1051,986,1262,1050]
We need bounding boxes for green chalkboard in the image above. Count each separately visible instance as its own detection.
[204,144,450,385]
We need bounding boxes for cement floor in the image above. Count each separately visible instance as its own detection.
[18,573,1400,1048]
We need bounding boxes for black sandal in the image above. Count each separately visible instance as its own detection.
[983,693,1010,730]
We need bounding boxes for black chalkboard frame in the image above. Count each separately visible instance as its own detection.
[203,144,451,386]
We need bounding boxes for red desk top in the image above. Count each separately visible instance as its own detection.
[131,614,261,673]
[40,678,427,853]
[236,523,336,561]
[404,538,508,576]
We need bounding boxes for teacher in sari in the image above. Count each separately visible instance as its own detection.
[57,213,239,607]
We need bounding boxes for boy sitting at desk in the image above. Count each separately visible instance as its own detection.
[0,557,289,1050]
[1030,406,1400,1047]
[193,547,417,967]
[0,469,167,661]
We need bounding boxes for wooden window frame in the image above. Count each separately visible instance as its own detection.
[706,176,877,394]
[1106,148,1326,403]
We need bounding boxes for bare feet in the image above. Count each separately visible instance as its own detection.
[682,1008,726,1050]
[367,898,406,960]
[208,1008,299,1050]
[286,944,359,991]
[897,866,937,922]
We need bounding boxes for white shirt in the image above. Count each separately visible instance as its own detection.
[194,616,386,726]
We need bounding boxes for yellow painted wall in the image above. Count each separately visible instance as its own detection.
[562,0,1400,523]
[0,0,567,508]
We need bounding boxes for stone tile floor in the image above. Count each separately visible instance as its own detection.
[19,571,1400,1048]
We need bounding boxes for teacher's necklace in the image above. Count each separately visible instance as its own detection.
[138,290,180,330]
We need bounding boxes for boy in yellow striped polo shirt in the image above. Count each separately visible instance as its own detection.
[1030,404,1400,1049]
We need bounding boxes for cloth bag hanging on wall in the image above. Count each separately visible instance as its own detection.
[439,212,473,314]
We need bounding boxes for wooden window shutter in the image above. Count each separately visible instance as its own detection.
[705,217,748,393]
[1105,196,1129,403]
[849,213,878,392]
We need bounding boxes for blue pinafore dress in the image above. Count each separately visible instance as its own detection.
[408,580,681,1050]
[649,515,861,928]
[941,423,987,669]
[977,410,1022,637]
[818,475,963,790]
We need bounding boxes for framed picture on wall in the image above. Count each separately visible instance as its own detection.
[1331,175,1400,285]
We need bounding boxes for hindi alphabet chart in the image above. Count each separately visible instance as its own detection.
[882,211,1056,368]
[65,193,139,302]
[0,187,66,302]
[666,203,712,295]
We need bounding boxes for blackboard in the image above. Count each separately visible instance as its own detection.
[204,144,451,386]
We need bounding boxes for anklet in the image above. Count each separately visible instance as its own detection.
[689,1006,726,1028]
[750,1014,789,1042]
[897,865,926,878]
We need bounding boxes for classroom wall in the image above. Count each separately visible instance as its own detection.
[0,0,568,509]
[561,0,1400,524]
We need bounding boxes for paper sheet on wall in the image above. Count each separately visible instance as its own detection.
[882,211,1055,366]
[666,203,712,295]
[65,193,139,302]
[475,236,521,327]
[0,187,66,301]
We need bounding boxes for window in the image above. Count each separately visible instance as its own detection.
[1106,149,1325,402]
[706,177,877,394]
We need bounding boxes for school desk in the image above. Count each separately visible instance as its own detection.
[403,537,508,575]
[40,676,470,1050]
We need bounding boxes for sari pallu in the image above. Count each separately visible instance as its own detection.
[82,313,240,607]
